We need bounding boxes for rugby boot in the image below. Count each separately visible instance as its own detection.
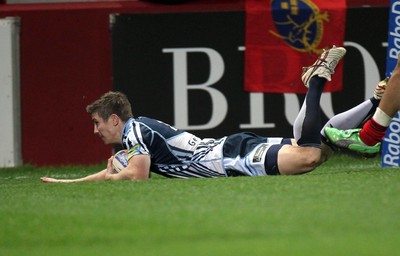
[373,77,389,100]
[324,127,381,154]
[302,46,347,88]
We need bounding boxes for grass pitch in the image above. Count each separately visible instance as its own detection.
[1,154,400,256]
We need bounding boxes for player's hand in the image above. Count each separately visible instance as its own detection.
[104,156,115,180]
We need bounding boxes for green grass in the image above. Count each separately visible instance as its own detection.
[1,154,400,256]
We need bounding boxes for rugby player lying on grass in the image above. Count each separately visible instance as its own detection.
[40,46,384,182]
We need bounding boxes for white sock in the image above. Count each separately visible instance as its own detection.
[372,107,392,127]
[321,99,374,137]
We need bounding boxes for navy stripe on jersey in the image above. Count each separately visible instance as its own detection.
[122,117,226,178]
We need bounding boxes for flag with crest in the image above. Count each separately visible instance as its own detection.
[245,0,347,93]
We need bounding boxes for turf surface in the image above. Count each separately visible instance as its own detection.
[1,154,400,255]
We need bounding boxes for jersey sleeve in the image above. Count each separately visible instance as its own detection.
[127,144,148,161]
[122,120,151,161]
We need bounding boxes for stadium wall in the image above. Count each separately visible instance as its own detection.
[0,0,391,166]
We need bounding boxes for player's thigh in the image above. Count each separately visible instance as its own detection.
[277,145,322,175]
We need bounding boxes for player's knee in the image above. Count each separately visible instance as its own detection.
[300,148,322,173]
[278,145,324,175]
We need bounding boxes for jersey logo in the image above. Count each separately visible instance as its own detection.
[128,144,142,159]
[270,0,328,54]
[253,144,269,163]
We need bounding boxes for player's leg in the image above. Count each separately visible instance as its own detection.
[293,46,347,145]
[325,57,400,154]
[276,145,322,175]
[279,76,332,174]
[278,46,347,174]
[320,78,388,148]
[293,77,327,146]
[377,58,400,118]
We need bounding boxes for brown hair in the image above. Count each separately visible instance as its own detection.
[86,91,133,122]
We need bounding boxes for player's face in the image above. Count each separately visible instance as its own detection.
[91,113,118,144]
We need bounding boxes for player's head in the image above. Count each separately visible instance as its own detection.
[87,91,133,144]
[86,91,133,122]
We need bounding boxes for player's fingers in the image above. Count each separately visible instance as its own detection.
[40,177,56,183]
[106,156,114,171]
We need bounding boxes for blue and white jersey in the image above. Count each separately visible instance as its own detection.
[121,117,227,178]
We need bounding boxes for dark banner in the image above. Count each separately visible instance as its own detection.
[112,7,388,140]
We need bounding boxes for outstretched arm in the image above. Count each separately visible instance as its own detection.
[40,169,108,183]
[40,157,114,183]
[40,154,151,183]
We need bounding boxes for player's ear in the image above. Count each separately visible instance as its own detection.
[110,114,120,126]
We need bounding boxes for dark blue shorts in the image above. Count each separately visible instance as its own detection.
[222,132,289,176]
